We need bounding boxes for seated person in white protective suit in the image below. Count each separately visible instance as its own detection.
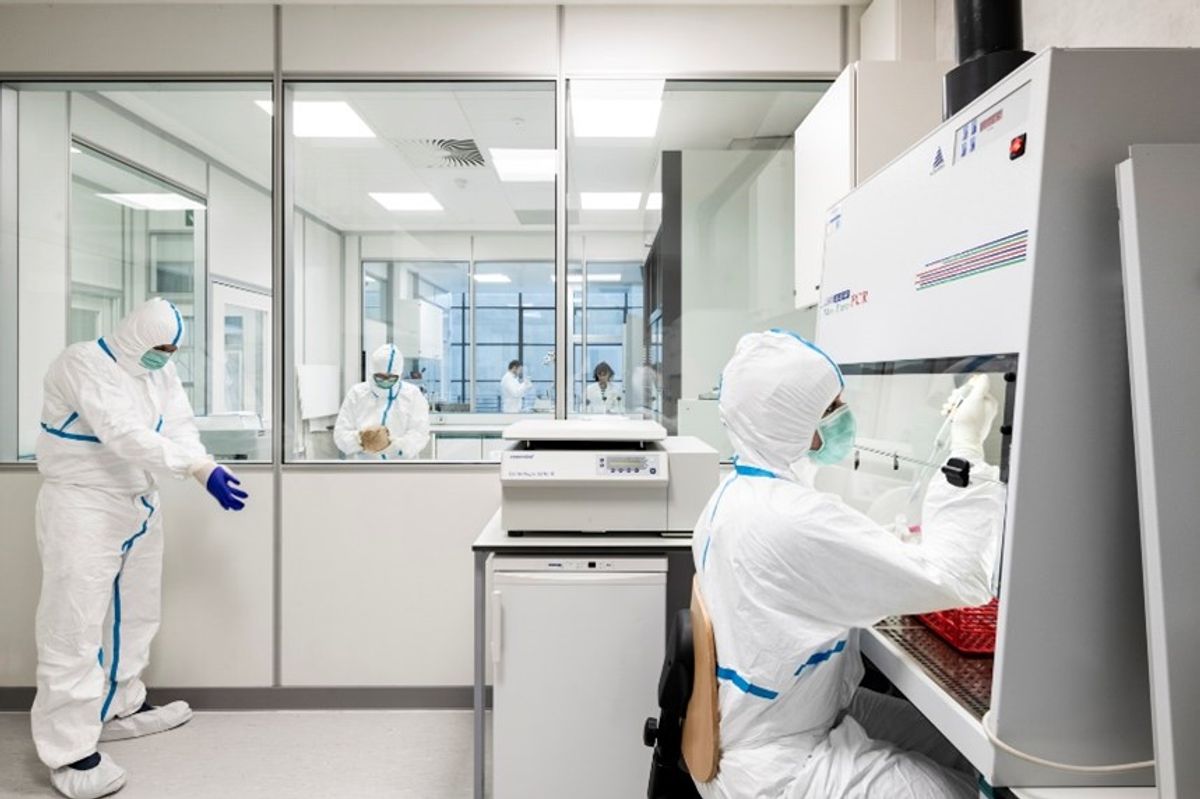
[334,343,431,460]
[693,331,1005,799]
[32,297,249,799]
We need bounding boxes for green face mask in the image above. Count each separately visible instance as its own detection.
[809,405,856,466]
[139,349,172,371]
[374,375,399,391]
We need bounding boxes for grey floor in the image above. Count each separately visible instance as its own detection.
[0,710,481,799]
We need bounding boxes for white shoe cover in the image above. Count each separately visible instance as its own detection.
[99,701,193,742]
[50,752,126,799]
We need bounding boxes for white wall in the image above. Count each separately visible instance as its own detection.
[280,468,500,686]
[861,0,937,60]
[0,469,275,687]
[934,0,1200,61]
[0,4,273,74]
[562,5,844,75]
[17,93,68,458]
[209,168,272,290]
[300,216,344,367]
[679,149,796,400]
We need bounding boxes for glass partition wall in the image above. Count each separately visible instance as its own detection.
[0,82,273,462]
[284,81,557,461]
[1,79,832,465]
[565,80,831,457]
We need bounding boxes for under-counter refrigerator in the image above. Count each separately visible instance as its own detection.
[491,556,666,799]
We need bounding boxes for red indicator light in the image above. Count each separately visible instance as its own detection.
[1010,133,1027,160]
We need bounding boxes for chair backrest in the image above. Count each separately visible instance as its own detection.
[682,577,720,782]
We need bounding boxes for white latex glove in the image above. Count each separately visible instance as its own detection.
[947,374,997,461]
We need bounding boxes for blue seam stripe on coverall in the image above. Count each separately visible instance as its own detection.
[98,496,156,722]
[379,346,398,459]
[97,338,117,363]
[702,462,777,570]
[40,422,101,443]
[711,462,788,700]
[768,328,845,388]
[715,667,779,700]
[794,639,848,676]
[168,303,183,346]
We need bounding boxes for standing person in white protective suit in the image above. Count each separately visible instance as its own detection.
[693,330,1005,799]
[334,343,431,460]
[32,297,249,799]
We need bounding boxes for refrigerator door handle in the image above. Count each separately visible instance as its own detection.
[490,588,503,667]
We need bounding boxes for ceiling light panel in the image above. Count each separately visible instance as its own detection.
[489,148,557,182]
[473,273,512,284]
[291,101,375,139]
[97,193,206,211]
[580,192,642,211]
[645,192,663,211]
[369,192,443,211]
[571,80,665,138]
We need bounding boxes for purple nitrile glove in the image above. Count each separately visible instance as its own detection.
[206,466,248,511]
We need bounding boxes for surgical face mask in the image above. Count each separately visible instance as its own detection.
[139,349,172,371]
[809,405,856,466]
[374,375,399,391]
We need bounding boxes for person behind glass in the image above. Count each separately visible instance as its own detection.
[584,361,624,414]
[500,359,533,413]
[334,343,430,460]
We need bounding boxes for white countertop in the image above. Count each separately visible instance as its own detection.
[472,510,692,553]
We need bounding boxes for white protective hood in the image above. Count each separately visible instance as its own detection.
[718,330,845,479]
[102,298,185,377]
[368,343,402,398]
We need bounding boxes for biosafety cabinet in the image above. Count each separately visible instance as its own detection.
[815,49,1200,788]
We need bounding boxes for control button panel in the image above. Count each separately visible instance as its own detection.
[596,454,660,476]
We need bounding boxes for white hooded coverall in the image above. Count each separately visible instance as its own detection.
[692,331,1005,799]
[32,298,213,769]
[333,344,431,460]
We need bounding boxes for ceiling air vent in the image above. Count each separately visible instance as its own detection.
[398,138,486,169]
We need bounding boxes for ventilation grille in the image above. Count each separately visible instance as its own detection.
[397,138,486,169]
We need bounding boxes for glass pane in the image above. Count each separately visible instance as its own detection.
[818,357,1014,535]
[285,81,556,461]
[566,80,832,451]
[2,81,272,462]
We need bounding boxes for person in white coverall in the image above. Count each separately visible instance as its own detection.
[334,343,431,460]
[693,330,1005,799]
[32,297,249,799]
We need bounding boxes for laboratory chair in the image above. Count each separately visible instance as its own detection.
[643,578,719,799]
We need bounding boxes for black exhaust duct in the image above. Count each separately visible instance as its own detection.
[944,0,1033,119]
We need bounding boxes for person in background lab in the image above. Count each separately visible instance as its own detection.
[499,359,533,413]
[693,331,1004,799]
[584,361,625,414]
[334,343,430,460]
[32,297,249,799]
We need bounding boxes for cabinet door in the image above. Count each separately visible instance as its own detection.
[793,66,854,309]
[491,570,665,799]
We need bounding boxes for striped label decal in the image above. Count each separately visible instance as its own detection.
[916,230,1028,291]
